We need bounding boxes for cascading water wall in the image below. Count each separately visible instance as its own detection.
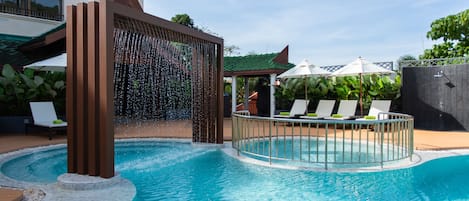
[112,16,219,143]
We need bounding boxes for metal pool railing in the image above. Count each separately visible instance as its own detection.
[232,112,414,169]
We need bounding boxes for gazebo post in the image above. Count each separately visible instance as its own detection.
[231,75,237,113]
[270,73,276,117]
[244,77,249,110]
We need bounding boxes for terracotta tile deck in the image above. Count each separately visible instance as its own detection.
[1,118,469,153]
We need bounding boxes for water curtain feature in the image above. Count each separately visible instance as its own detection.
[66,1,223,178]
[113,16,219,143]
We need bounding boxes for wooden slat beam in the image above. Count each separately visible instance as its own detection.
[87,1,99,176]
[217,43,224,144]
[98,0,115,178]
[66,5,77,173]
[76,3,88,174]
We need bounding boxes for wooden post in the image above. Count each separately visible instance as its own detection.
[66,1,114,178]
[66,5,77,173]
[98,0,115,178]
[217,43,224,144]
[87,1,99,176]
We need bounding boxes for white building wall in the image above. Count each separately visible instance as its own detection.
[63,0,144,17]
[0,13,62,37]
[0,0,145,37]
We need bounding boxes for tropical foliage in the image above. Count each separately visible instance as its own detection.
[420,9,469,59]
[171,14,195,28]
[171,13,241,57]
[0,64,65,116]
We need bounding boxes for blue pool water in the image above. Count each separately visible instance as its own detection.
[2,140,469,200]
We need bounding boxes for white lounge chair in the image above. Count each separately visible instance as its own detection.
[274,99,309,118]
[30,101,67,140]
[300,100,335,119]
[324,100,357,120]
[356,100,391,120]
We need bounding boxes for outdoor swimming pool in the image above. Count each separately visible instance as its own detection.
[1,140,469,200]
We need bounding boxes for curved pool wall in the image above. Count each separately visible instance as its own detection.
[232,112,414,169]
[2,139,469,200]
[0,144,67,188]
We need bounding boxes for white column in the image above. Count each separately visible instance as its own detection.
[244,77,249,110]
[270,74,276,117]
[231,75,237,113]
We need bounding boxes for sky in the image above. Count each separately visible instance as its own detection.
[144,0,469,66]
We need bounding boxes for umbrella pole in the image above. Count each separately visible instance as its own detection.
[359,73,363,116]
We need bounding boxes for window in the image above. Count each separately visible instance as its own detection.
[0,0,63,21]
[0,0,19,8]
[31,0,61,18]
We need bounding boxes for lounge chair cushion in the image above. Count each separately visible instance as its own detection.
[300,100,335,119]
[30,102,67,128]
[274,99,309,118]
[323,100,358,120]
[356,100,391,120]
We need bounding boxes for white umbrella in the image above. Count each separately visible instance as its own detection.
[23,53,66,72]
[330,56,394,115]
[277,59,330,100]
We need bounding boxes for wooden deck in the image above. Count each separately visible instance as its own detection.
[0,188,23,201]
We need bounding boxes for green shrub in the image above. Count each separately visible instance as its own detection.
[0,64,65,116]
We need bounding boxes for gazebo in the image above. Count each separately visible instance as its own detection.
[224,46,294,117]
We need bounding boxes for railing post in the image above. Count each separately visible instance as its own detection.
[380,122,384,168]
[325,123,328,170]
[409,119,414,161]
[269,120,272,165]
[235,116,240,156]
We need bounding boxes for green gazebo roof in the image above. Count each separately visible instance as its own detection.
[0,34,34,67]
[0,23,65,69]
[224,46,294,76]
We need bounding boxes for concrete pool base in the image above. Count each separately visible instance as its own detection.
[40,173,136,201]
[57,173,128,190]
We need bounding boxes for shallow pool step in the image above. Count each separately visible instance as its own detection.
[0,188,23,201]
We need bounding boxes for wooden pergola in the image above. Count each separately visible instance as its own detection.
[66,1,223,178]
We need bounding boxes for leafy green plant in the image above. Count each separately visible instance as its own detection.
[421,9,469,59]
[0,64,65,116]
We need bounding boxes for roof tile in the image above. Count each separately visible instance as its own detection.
[224,53,294,72]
